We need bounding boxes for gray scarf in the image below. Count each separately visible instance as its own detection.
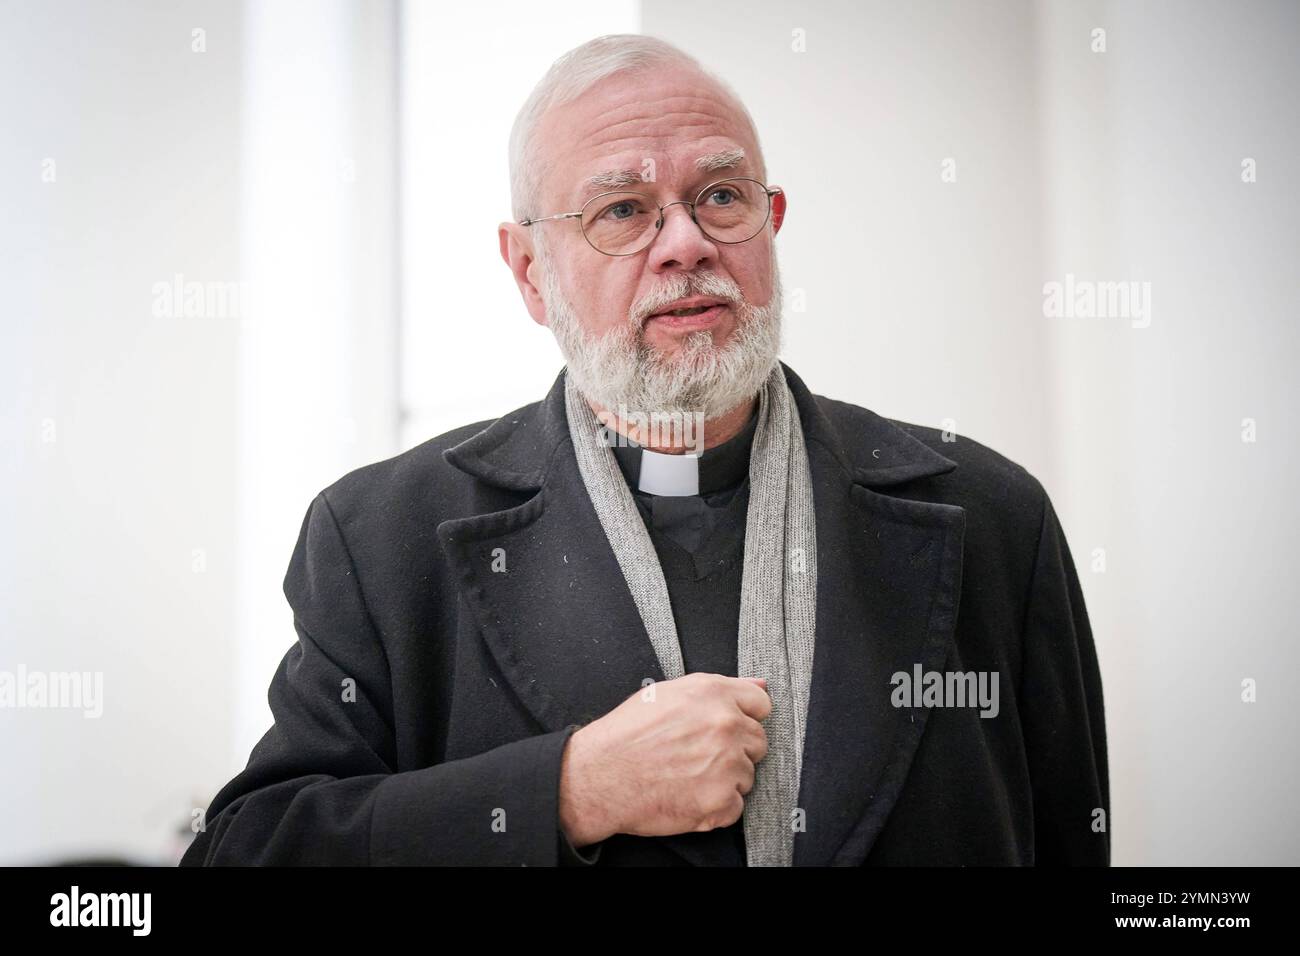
[563,363,818,866]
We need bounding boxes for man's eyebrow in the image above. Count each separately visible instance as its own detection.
[694,147,746,172]
[582,168,643,194]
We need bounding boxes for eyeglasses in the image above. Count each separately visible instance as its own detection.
[519,177,782,257]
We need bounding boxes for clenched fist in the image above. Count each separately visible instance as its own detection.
[558,672,771,848]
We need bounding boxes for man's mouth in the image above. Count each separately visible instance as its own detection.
[645,297,732,324]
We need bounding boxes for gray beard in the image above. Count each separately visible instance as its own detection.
[537,239,784,422]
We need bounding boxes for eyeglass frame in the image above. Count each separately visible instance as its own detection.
[518,176,783,257]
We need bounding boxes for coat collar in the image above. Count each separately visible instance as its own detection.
[438,362,965,865]
[444,361,958,492]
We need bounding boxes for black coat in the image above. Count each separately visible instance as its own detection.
[180,362,1109,866]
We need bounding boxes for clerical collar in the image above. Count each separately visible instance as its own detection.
[610,406,758,497]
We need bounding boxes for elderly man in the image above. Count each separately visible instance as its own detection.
[181,34,1108,867]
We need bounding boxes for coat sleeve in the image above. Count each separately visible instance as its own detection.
[558,823,603,865]
[179,491,577,866]
[1018,488,1111,865]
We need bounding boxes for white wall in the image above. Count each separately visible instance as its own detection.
[1,0,244,863]
[1035,0,1300,865]
[0,0,400,864]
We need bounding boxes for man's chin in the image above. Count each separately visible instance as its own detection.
[644,320,733,361]
[556,302,779,420]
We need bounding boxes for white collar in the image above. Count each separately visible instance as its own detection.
[636,448,701,496]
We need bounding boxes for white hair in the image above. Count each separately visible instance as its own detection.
[508,34,762,223]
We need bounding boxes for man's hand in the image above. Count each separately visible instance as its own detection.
[558,673,771,847]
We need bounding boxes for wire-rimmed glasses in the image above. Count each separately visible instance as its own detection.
[519,177,782,257]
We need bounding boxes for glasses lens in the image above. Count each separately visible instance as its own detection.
[695,179,769,243]
[581,192,658,255]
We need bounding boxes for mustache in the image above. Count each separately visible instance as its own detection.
[629,271,745,326]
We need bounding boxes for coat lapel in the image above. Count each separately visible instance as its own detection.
[436,369,666,731]
[783,366,967,865]
[438,363,966,866]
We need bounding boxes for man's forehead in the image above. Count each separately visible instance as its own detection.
[538,69,760,206]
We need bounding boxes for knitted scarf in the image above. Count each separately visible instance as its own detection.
[563,362,818,866]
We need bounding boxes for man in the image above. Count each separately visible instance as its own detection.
[181,34,1108,867]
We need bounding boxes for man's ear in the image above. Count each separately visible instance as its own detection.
[770,188,787,235]
[498,222,549,327]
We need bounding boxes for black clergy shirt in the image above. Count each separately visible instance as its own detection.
[558,405,758,865]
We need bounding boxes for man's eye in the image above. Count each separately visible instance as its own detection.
[707,189,737,206]
[602,201,639,220]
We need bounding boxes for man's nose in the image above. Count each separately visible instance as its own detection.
[648,201,717,273]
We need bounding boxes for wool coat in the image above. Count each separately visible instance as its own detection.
[180,362,1109,866]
